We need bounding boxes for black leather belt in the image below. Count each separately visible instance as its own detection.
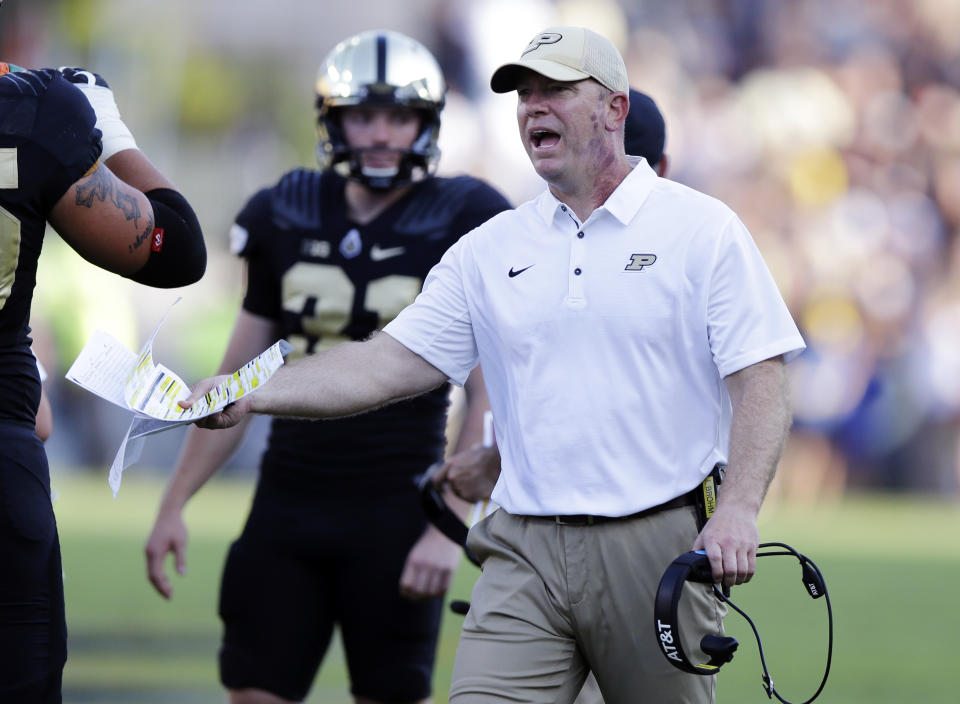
[546,489,697,526]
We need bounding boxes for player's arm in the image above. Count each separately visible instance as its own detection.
[35,386,53,442]
[187,330,449,429]
[48,163,152,274]
[693,355,792,588]
[145,310,279,599]
[33,386,53,442]
[47,68,205,287]
[32,353,53,442]
[48,158,205,286]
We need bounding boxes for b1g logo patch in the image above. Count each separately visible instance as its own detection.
[523,32,562,56]
[151,228,164,252]
[625,253,657,271]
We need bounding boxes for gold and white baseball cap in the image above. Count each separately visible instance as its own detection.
[490,26,629,94]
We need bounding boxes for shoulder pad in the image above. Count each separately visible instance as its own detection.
[0,69,98,168]
[269,168,325,230]
[394,176,487,236]
[0,67,58,98]
[0,68,58,138]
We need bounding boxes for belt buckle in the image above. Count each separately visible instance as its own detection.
[555,515,595,526]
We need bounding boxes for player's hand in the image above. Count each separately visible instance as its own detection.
[144,508,188,599]
[57,66,137,159]
[57,67,115,118]
[399,525,462,600]
[179,375,253,430]
[58,66,110,88]
[692,502,759,589]
[432,444,500,503]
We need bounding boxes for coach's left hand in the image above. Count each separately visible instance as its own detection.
[692,501,759,589]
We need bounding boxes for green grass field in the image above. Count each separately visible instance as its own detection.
[51,472,960,703]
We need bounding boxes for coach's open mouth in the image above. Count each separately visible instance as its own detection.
[530,129,561,151]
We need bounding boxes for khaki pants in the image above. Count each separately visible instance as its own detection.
[450,506,723,703]
[574,672,603,703]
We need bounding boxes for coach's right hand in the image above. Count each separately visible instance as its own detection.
[145,508,188,599]
[179,375,253,430]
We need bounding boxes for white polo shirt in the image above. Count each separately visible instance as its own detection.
[384,160,805,516]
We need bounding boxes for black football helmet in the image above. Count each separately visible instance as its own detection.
[315,29,445,190]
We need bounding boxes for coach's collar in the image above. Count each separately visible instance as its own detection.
[601,157,658,225]
[537,157,658,227]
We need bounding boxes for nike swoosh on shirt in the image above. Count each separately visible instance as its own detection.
[508,265,534,277]
[370,244,406,261]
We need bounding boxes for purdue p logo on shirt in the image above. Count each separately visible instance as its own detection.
[625,253,657,271]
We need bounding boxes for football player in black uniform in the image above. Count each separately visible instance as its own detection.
[0,62,206,703]
[144,30,510,704]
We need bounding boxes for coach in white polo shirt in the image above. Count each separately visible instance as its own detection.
[186,25,805,704]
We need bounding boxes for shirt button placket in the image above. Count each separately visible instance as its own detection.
[569,225,586,303]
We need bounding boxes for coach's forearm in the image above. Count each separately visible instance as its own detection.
[248,331,448,419]
[720,356,792,515]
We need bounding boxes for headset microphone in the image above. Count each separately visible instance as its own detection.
[654,542,833,704]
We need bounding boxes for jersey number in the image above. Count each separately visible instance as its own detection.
[0,147,21,311]
[281,262,421,357]
[0,205,22,311]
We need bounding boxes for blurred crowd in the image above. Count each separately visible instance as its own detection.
[2,0,959,497]
[620,0,960,499]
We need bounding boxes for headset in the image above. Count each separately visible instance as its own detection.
[654,542,833,703]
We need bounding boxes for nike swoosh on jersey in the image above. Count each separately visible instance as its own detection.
[508,265,534,277]
[370,244,407,261]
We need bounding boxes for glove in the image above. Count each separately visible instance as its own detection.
[59,67,138,161]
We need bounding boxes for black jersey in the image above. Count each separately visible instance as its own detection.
[0,69,102,423]
[233,169,510,480]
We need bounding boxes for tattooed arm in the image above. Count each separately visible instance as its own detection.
[101,147,176,195]
[48,161,160,275]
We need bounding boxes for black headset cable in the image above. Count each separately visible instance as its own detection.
[712,542,834,704]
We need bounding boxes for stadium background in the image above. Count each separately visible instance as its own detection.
[1,0,959,702]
